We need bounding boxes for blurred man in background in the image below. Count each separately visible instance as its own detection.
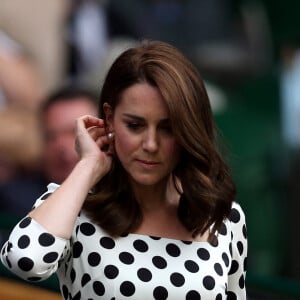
[0,86,98,217]
[41,86,98,184]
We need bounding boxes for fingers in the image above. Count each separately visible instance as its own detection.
[85,120,113,148]
[76,115,106,142]
[90,127,109,148]
[77,115,105,131]
[75,115,114,154]
[87,126,106,140]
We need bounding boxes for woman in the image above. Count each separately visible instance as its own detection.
[1,40,247,299]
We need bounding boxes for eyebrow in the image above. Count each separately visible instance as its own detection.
[123,113,144,122]
[123,113,170,123]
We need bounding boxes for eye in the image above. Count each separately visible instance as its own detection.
[162,125,172,132]
[126,122,143,131]
[159,123,173,134]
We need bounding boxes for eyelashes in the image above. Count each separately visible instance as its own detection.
[125,122,173,135]
[126,122,142,131]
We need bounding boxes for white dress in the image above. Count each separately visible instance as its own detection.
[1,183,247,299]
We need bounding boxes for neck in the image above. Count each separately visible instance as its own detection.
[130,176,180,213]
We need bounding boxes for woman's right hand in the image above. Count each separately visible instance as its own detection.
[75,115,114,186]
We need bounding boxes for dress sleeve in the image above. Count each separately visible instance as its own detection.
[227,202,248,299]
[0,183,70,282]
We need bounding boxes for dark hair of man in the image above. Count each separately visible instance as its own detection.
[83,40,236,241]
[41,85,98,114]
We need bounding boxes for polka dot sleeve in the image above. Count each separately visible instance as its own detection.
[0,183,69,282]
[227,202,248,299]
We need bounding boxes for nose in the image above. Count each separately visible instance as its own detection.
[142,128,159,152]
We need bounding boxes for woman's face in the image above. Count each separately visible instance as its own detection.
[109,83,181,187]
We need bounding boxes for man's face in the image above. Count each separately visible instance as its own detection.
[43,97,97,183]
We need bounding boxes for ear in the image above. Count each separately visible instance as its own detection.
[103,102,113,128]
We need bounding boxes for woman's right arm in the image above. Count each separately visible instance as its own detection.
[0,115,113,280]
[29,115,113,239]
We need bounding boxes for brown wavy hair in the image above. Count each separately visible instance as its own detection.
[83,40,236,239]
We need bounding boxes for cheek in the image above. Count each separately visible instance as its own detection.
[162,139,182,163]
[114,128,137,158]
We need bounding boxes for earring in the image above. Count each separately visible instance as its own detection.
[107,132,115,139]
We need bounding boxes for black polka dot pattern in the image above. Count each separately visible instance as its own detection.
[120,281,135,297]
[19,217,31,229]
[119,252,134,265]
[87,252,101,267]
[152,256,167,269]
[43,252,59,263]
[186,290,201,300]
[0,183,247,299]
[18,257,34,271]
[81,273,91,287]
[104,265,119,279]
[18,235,30,249]
[153,286,168,299]
[166,243,181,257]
[38,233,55,247]
[170,272,185,287]
[93,281,105,296]
[137,267,152,282]
[80,222,96,236]
[184,260,199,273]
[133,239,148,252]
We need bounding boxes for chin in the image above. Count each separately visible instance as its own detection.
[130,174,167,187]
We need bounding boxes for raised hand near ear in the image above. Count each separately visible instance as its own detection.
[75,115,114,185]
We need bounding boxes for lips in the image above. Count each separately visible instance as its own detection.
[136,159,160,167]
[137,159,159,164]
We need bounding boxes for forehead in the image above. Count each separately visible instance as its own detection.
[116,83,169,118]
[45,98,97,128]
[46,98,96,116]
